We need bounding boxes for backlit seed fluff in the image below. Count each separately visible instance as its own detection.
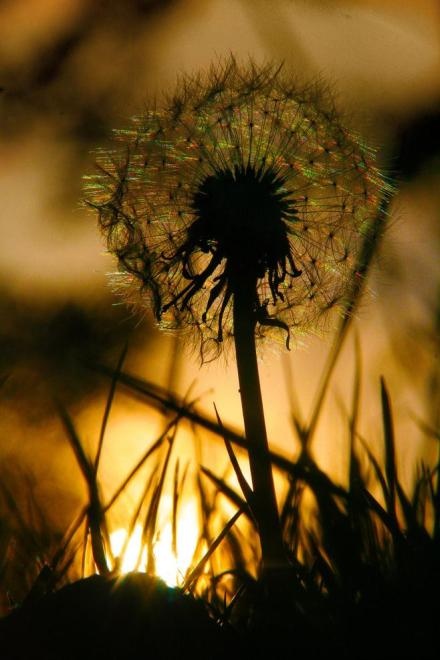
[85,57,388,360]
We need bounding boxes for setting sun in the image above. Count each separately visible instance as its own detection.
[109,498,199,587]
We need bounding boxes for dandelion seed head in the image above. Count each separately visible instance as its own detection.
[85,57,387,360]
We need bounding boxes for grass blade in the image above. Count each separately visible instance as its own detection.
[94,343,128,475]
[182,509,243,592]
[213,403,255,514]
[56,401,109,575]
[201,466,253,523]
[380,377,397,521]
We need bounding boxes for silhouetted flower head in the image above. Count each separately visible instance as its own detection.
[85,58,386,359]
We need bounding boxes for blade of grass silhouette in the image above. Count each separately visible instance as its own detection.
[213,403,255,521]
[56,400,110,575]
[411,463,430,517]
[172,460,181,560]
[143,425,176,574]
[348,343,362,488]
[171,461,190,561]
[201,467,252,523]
[115,466,159,572]
[349,333,362,459]
[295,453,349,502]
[347,333,369,535]
[220,526,251,580]
[380,377,398,525]
[94,342,128,476]
[182,509,244,593]
[80,517,89,578]
[418,467,432,532]
[50,504,89,580]
[359,435,390,505]
[433,456,440,544]
[395,478,429,539]
[359,433,405,540]
[221,581,247,622]
[379,379,430,546]
[304,191,393,447]
[280,473,304,557]
[414,434,440,535]
[196,465,253,592]
[194,471,223,583]
[360,486,400,537]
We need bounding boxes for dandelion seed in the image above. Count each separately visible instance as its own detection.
[85,57,386,361]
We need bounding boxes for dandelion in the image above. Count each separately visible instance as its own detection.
[85,57,387,578]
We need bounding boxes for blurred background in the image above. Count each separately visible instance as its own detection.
[0,0,439,581]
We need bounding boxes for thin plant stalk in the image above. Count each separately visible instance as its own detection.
[304,191,393,447]
[56,401,110,576]
[232,274,286,574]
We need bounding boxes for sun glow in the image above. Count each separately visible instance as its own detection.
[109,499,199,587]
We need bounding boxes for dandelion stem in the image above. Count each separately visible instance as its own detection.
[232,274,286,574]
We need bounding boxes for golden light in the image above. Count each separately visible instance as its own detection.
[109,497,199,587]
[109,525,147,575]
